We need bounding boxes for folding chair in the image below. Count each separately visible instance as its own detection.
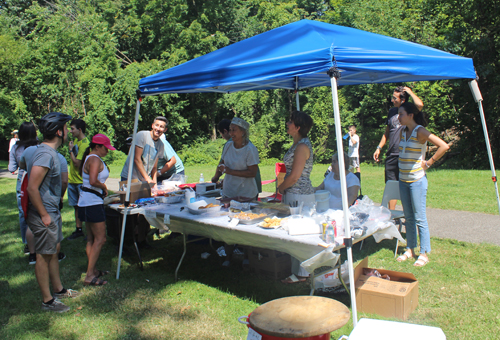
[259,162,286,202]
[381,180,406,257]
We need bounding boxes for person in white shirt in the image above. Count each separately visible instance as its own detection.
[315,152,360,210]
[347,125,360,173]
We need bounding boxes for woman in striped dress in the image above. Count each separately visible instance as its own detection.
[396,102,449,267]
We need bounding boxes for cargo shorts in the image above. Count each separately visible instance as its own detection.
[27,211,63,255]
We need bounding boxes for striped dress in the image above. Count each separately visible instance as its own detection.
[398,125,427,183]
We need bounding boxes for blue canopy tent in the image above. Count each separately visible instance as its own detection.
[118,19,499,326]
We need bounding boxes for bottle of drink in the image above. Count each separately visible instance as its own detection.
[199,173,204,183]
[325,225,335,244]
[343,133,349,140]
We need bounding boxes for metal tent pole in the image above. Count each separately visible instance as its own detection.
[468,80,500,215]
[116,96,142,279]
[295,76,300,110]
[328,70,358,327]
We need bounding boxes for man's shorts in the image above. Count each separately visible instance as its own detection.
[68,183,82,207]
[385,154,400,182]
[27,211,63,255]
[350,157,360,169]
[78,204,106,223]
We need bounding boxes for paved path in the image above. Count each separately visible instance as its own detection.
[2,170,499,246]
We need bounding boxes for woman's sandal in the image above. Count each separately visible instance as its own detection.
[396,251,414,262]
[84,277,108,286]
[414,255,429,267]
[96,270,110,278]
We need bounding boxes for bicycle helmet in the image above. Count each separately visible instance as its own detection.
[38,112,72,136]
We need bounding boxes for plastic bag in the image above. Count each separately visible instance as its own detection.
[300,245,340,273]
[313,260,350,289]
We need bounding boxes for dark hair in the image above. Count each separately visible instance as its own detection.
[289,111,313,138]
[70,119,86,134]
[217,119,231,134]
[394,86,410,102]
[16,122,38,148]
[154,116,169,126]
[400,102,427,127]
[79,141,104,175]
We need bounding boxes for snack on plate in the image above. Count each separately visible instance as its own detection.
[260,217,285,229]
[198,203,220,210]
[231,211,267,220]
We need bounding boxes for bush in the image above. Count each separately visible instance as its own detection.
[178,139,226,166]
[103,149,128,165]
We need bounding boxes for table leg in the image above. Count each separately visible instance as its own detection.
[175,233,187,281]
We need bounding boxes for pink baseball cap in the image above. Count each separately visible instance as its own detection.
[92,134,116,150]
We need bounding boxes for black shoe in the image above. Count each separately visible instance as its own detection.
[67,230,84,240]
[23,244,30,255]
[29,253,36,265]
[58,252,66,262]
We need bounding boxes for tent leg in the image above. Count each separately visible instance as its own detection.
[329,74,357,327]
[295,76,300,110]
[469,81,500,215]
[116,97,142,279]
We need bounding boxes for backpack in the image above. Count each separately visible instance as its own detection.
[20,172,29,219]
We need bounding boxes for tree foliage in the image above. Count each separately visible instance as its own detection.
[0,0,498,168]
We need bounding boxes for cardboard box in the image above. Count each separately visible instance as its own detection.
[118,180,154,204]
[248,247,291,280]
[354,257,418,320]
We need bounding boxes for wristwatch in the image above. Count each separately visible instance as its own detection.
[376,146,382,150]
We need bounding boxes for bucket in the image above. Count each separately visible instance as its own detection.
[238,315,330,340]
[315,190,331,213]
[315,190,330,201]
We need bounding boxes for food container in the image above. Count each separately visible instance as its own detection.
[315,190,330,213]
[156,195,184,204]
[187,199,221,215]
[238,296,349,339]
[195,183,216,194]
[229,210,273,224]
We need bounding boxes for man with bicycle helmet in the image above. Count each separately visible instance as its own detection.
[24,112,82,313]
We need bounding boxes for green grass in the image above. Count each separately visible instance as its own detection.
[1,160,500,339]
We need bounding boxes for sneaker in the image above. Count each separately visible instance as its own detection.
[28,253,36,265]
[58,252,66,262]
[67,230,84,240]
[23,244,30,255]
[54,288,81,299]
[41,299,70,313]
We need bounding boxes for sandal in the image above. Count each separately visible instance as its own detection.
[396,250,414,262]
[96,270,110,278]
[84,277,108,286]
[414,255,429,267]
[281,274,307,284]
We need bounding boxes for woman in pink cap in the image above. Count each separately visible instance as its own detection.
[78,134,115,286]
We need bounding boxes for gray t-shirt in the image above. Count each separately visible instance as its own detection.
[386,107,404,156]
[221,141,259,198]
[24,144,62,214]
[121,130,165,181]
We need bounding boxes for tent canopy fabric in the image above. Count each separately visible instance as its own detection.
[139,19,476,96]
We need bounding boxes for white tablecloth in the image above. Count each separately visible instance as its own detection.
[109,202,402,263]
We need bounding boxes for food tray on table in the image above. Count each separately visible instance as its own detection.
[187,202,222,215]
[258,217,288,229]
[229,210,274,225]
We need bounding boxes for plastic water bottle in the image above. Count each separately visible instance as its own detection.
[343,133,349,140]
[325,225,335,244]
[199,173,204,183]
